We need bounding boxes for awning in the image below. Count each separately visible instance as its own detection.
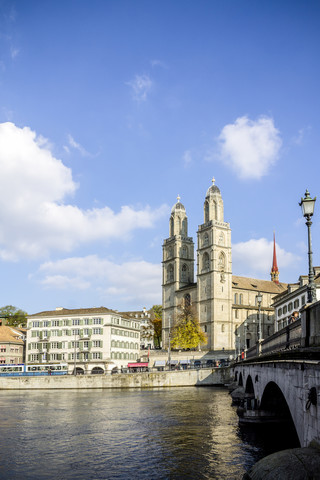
[154,360,166,367]
[168,359,178,365]
[127,362,149,368]
[180,360,191,365]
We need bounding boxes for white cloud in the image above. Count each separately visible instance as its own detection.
[232,238,300,278]
[182,150,192,167]
[10,46,19,59]
[66,134,92,157]
[217,116,282,179]
[127,74,153,102]
[36,255,162,307]
[0,122,167,260]
[150,59,167,69]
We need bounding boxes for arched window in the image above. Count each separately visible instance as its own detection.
[184,294,191,307]
[203,233,209,247]
[111,352,115,359]
[182,245,188,258]
[111,340,115,347]
[167,264,174,282]
[218,232,224,245]
[170,216,174,236]
[181,264,188,282]
[182,218,187,236]
[221,324,225,332]
[213,201,217,220]
[167,247,173,259]
[130,342,134,349]
[202,252,210,271]
[239,294,243,305]
[125,342,129,349]
[234,293,238,304]
[130,353,134,360]
[116,341,120,348]
[204,201,209,223]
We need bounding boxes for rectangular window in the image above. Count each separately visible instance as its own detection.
[278,308,282,316]
[294,299,299,309]
[52,320,60,327]
[92,352,101,359]
[51,342,59,349]
[83,329,89,336]
[84,341,89,349]
[63,320,69,326]
[302,296,306,306]
[93,340,101,347]
[0,346,6,352]
[72,319,80,326]
[43,330,48,338]
[62,330,69,336]
[51,353,59,361]
[93,318,102,325]
[93,328,101,335]
[84,318,90,325]
[31,354,39,361]
[71,341,80,348]
[72,329,80,336]
[51,330,59,337]
[32,321,40,327]
[283,306,287,314]
[43,321,49,327]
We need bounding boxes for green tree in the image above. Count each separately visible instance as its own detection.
[151,305,162,348]
[0,305,27,327]
[171,304,206,350]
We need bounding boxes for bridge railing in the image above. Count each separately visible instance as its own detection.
[244,319,302,359]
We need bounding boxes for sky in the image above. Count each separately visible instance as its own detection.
[0,0,320,314]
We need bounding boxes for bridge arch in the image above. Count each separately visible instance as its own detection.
[238,372,243,386]
[260,381,300,446]
[245,375,254,395]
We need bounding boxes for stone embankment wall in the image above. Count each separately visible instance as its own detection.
[0,367,232,390]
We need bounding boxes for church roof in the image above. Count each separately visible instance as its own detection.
[232,275,287,294]
[205,177,221,198]
[171,195,186,214]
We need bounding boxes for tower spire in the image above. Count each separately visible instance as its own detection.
[270,232,279,284]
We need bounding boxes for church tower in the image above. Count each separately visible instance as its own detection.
[270,232,279,284]
[162,196,195,347]
[196,178,233,350]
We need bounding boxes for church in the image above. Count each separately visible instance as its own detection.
[162,178,286,353]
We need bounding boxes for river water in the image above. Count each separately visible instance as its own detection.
[0,387,297,480]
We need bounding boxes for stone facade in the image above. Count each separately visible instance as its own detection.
[162,179,286,353]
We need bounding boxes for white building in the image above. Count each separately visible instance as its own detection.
[27,307,141,373]
[119,307,155,349]
[272,267,320,331]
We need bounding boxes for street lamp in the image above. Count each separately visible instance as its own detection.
[256,292,263,344]
[299,190,317,303]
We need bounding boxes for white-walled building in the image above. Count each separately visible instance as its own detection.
[27,307,141,373]
[119,307,155,349]
[272,268,320,331]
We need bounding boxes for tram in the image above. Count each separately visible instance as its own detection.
[0,363,68,376]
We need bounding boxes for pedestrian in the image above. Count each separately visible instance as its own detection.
[289,311,299,324]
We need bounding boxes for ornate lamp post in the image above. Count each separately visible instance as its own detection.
[256,292,263,355]
[299,190,317,303]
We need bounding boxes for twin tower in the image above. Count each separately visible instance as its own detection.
[162,178,234,352]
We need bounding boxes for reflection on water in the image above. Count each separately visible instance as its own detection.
[0,387,293,480]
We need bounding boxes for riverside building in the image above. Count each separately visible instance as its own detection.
[27,307,141,373]
[162,178,287,353]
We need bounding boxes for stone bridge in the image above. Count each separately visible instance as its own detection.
[233,300,320,448]
[234,359,320,447]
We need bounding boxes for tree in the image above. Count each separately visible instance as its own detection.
[0,305,28,327]
[151,305,162,348]
[171,304,206,350]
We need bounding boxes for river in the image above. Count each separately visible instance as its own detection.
[0,387,298,480]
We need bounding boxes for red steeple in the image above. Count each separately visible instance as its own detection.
[271,232,279,284]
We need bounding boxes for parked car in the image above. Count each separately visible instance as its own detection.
[193,360,202,369]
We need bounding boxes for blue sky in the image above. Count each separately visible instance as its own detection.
[0,0,320,314]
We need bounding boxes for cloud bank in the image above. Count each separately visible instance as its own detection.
[127,74,153,102]
[218,116,282,179]
[0,122,167,260]
[36,255,162,307]
[232,238,300,279]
